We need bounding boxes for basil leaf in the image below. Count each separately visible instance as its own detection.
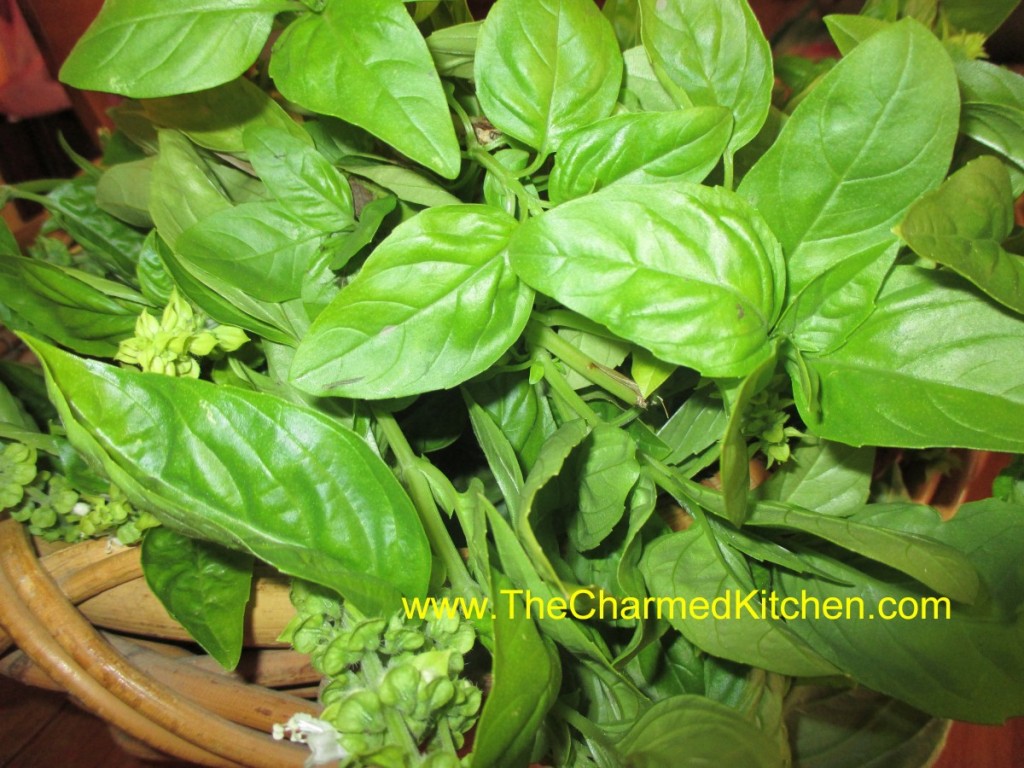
[718,350,777,526]
[757,439,874,517]
[30,340,430,615]
[339,161,462,208]
[464,390,525,517]
[548,107,732,203]
[96,157,154,228]
[569,424,640,552]
[0,255,146,357]
[640,527,839,677]
[941,0,1021,35]
[898,156,1024,314]
[745,502,980,604]
[156,235,297,345]
[425,21,480,79]
[778,241,900,355]
[639,0,772,153]
[291,206,532,399]
[794,266,1024,451]
[136,232,175,305]
[475,0,622,154]
[622,47,677,113]
[823,14,890,55]
[615,695,783,768]
[270,0,461,179]
[471,576,562,768]
[17,177,143,280]
[509,183,784,378]
[244,126,355,233]
[149,131,232,249]
[739,19,959,298]
[775,499,1024,722]
[176,201,328,303]
[786,686,947,768]
[60,0,296,97]
[956,60,1024,177]
[142,77,307,153]
[141,527,254,670]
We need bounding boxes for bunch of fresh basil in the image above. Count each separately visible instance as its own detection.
[2,0,1024,765]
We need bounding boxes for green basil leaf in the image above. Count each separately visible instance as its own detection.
[425,21,480,79]
[156,235,297,345]
[509,183,784,378]
[60,0,296,97]
[955,60,1024,175]
[794,266,1024,451]
[30,340,429,615]
[569,424,640,552]
[639,0,772,153]
[466,373,557,469]
[778,241,900,355]
[464,389,525,517]
[141,527,254,670]
[0,218,18,258]
[475,0,622,154]
[757,439,874,517]
[291,205,531,398]
[745,501,980,604]
[775,499,1024,722]
[621,47,677,112]
[149,131,232,249]
[603,0,640,50]
[270,0,461,179]
[326,195,397,271]
[0,255,146,357]
[639,526,839,677]
[630,347,675,400]
[658,387,728,466]
[471,575,562,768]
[95,157,154,228]
[339,160,462,207]
[244,126,355,233]
[176,201,328,303]
[941,0,1021,35]
[739,19,959,297]
[136,232,175,305]
[898,156,1024,314]
[823,14,890,55]
[142,77,307,153]
[615,695,783,768]
[785,686,947,768]
[548,107,732,204]
[19,177,143,280]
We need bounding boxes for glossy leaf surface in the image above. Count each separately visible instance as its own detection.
[30,340,430,614]
[795,267,1024,451]
[640,0,773,152]
[548,107,732,203]
[475,0,622,153]
[509,183,784,378]
[776,500,1024,722]
[898,155,1024,314]
[291,206,531,398]
[740,20,959,297]
[270,0,460,178]
[60,0,295,97]
[142,527,253,669]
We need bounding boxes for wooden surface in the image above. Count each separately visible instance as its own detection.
[2,671,1021,766]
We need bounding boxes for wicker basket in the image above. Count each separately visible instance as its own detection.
[0,519,321,767]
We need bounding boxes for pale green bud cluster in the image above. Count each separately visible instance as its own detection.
[2,440,160,544]
[0,441,37,508]
[743,376,803,468]
[280,583,480,768]
[115,288,248,377]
